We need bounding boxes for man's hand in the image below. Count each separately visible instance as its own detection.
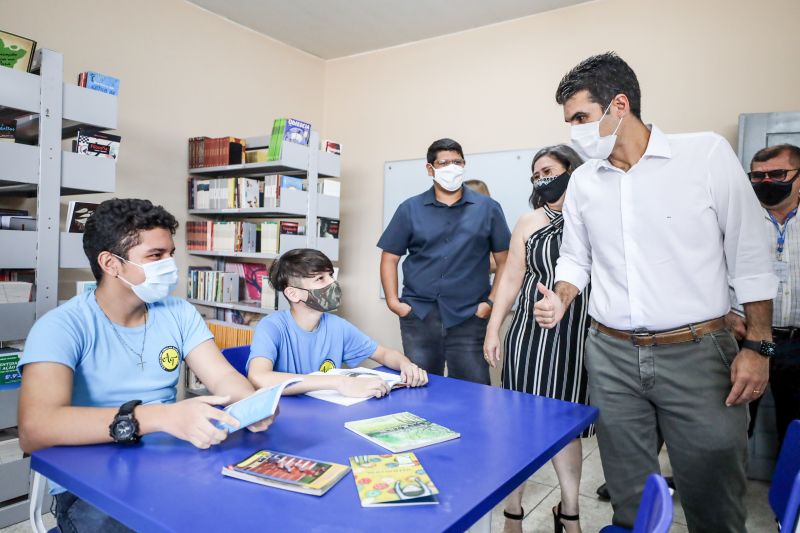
[483,328,502,368]
[399,361,428,387]
[336,376,391,398]
[533,282,564,328]
[724,311,747,340]
[725,348,769,406]
[474,302,492,319]
[162,395,238,449]
[388,299,413,318]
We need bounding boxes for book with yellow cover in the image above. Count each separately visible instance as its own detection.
[222,450,349,496]
[350,452,439,507]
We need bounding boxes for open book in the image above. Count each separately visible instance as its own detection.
[215,377,302,432]
[305,368,406,406]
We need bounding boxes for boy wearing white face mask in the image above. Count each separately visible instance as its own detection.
[378,138,511,385]
[17,199,275,533]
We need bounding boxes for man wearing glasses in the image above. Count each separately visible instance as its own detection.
[728,143,800,447]
[378,138,510,384]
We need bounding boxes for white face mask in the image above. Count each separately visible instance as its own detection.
[570,103,624,161]
[432,164,464,192]
[114,255,178,303]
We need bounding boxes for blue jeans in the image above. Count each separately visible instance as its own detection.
[55,492,133,533]
[399,306,490,385]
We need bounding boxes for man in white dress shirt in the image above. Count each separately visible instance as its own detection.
[534,53,777,532]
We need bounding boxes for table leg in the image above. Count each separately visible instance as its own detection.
[467,511,492,533]
[29,470,47,533]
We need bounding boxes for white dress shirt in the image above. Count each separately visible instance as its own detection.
[555,125,778,331]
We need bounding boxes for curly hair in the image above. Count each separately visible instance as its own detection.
[83,198,179,281]
[268,248,333,293]
[555,52,642,119]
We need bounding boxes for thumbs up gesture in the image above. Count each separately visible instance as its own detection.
[533,282,564,329]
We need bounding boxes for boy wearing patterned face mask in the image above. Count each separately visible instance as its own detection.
[18,199,275,533]
[247,248,427,398]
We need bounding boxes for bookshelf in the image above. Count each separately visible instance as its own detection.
[184,131,340,393]
[0,49,117,527]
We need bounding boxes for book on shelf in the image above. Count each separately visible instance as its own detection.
[222,450,349,496]
[268,118,311,161]
[350,452,439,507]
[206,320,255,349]
[260,221,279,255]
[0,120,16,142]
[0,281,32,303]
[306,368,407,406]
[0,347,23,385]
[0,30,36,72]
[185,220,259,253]
[0,216,36,230]
[188,136,245,168]
[245,148,268,163]
[73,130,121,159]
[260,275,277,310]
[344,412,460,453]
[77,71,120,95]
[189,175,308,211]
[224,262,268,303]
[186,270,239,303]
[215,377,302,432]
[322,140,341,155]
[318,218,339,239]
[279,220,301,236]
[317,179,341,197]
[76,280,97,294]
[0,209,27,217]
[66,202,99,233]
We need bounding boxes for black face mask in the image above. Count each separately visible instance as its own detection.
[752,179,796,207]
[533,172,570,204]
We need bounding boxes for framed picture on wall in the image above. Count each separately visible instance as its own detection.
[0,30,36,72]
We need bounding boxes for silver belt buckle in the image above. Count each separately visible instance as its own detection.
[631,328,655,347]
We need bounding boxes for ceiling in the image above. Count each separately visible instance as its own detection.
[187,0,593,59]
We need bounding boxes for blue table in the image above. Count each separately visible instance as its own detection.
[31,373,597,532]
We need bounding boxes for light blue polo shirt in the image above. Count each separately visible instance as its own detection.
[248,311,378,374]
[19,291,213,493]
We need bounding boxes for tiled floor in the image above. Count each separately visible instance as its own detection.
[1,438,774,533]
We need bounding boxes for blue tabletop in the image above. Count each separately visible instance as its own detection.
[32,372,597,533]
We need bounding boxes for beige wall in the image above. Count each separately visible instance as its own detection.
[325,0,800,349]
[2,0,326,299]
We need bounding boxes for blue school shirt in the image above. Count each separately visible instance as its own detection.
[18,291,213,494]
[377,186,511,328]
[247,310,378,374]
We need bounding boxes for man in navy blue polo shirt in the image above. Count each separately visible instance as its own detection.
[378,138,511,384]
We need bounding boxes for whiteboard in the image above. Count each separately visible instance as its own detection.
[381,147,541,297]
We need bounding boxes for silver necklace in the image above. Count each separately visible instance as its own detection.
[102,304,148,371]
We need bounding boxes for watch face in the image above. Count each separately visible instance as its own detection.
[762,342,777,357]
[114,420,134,440]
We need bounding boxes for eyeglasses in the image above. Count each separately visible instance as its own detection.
[748,168,800,182]
[432,158,466,168]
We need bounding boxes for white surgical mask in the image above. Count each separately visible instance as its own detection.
[114,255,178,303]
[570,103,624,161]
[432,164,464,192]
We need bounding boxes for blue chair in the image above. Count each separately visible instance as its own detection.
[221,345,250,377]
[770,420,800,531]
[600,474,673,533]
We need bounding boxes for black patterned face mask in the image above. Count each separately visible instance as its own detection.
[532,172,570,203]
[292,280,341,312]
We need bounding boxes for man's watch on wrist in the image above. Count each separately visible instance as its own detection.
[486,298,494,308]
[109,400,142,443]
[741,339,777,359]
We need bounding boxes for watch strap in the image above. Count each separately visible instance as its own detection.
[119,399,142,416]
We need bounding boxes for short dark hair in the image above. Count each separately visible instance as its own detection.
[751,143,800,169]
[426,138,464,164]
[83,199,178,281]
[268,248,334,293]
[530,145,584,208]
[555,52,642,120]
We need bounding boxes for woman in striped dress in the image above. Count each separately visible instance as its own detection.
[484,145,591,533]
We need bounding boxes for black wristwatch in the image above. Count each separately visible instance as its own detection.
[741,339,777,359]
[109,400,142,443]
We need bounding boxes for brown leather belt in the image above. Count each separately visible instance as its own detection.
[592,318,726,347]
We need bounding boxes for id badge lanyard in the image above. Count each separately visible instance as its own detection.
[769,209,797,261]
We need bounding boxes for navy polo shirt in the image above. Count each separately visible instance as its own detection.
[378,186,511,328]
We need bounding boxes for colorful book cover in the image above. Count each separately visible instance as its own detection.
[279,176,305,191]
[66,202,99,233]
[0,30,36,72]
[222,449,349,496]
[75,130,121,159]
[344,412,460,453]
[350,452,438,507]
[0,348,22,385]
[84,71,120,95]
[0,120,15,142]
[283,118,311,146]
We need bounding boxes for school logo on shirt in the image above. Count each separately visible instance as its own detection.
[159,346,180,372]
[319,359,336,373]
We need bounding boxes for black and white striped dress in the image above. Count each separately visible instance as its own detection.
[502,205,594,437]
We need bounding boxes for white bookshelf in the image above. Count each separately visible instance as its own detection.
[0,49,118,527]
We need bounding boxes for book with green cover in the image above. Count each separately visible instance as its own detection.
[350,452,439,507]
[222,449,349,496]
[344,412,460,452]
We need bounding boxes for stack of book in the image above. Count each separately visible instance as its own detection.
[188,137,245,168]
[206,320,255,350]
[185,221,259,253]
[268,118,311,161]
[188,175,306,210]
[186,269,239,303]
